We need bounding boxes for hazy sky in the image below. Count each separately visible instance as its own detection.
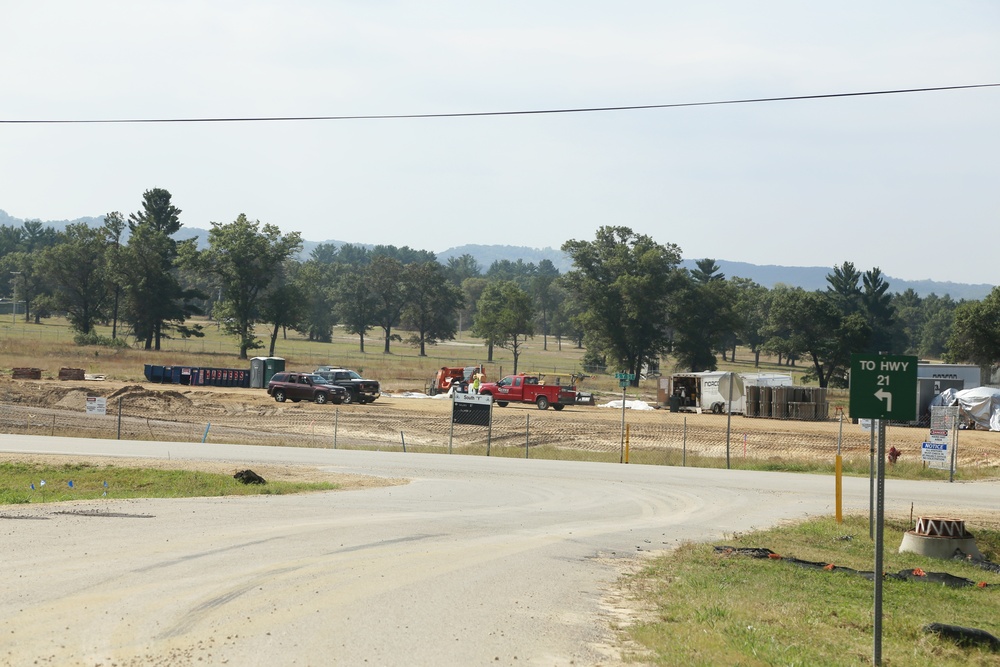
[2,1,998,284]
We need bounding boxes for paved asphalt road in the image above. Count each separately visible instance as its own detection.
[2,434,998,666]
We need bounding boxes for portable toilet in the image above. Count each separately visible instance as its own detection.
[251,357,285,388]
[263,357,285,385]
[250,358,266,388]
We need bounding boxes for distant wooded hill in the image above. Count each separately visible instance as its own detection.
[1,209,992,300]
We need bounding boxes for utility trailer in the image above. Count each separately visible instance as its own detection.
[666,372,793,414]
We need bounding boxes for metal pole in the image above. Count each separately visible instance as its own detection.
[874,418,887,666]
[725,373,733,469]
[836,413,843,523]
[486,402,493,456]
[950,408,958,483]
[400,431,406,452]
[683,416,687,467]
[620,384,627,463]
[117,397,123,440]
[869,425,875,540]
[448,395,454,454]
[525,413,529,459]
[334,408,339,449]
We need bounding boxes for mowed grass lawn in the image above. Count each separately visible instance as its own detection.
[624,515,1000,666]
[0,462,339,504]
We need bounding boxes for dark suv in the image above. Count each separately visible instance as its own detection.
[314,367,381,404]
[266,372,347,405]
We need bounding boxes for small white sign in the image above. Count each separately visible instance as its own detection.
[859,418,872,432]
[86,396,107,416]
[455,393,493,405]
[921,441,949,469]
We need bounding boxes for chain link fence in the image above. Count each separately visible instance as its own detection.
[2,396,999,475]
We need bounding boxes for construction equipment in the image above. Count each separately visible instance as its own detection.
[429,366,481,396]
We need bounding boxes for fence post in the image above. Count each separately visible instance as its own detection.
[682,416,687,467]
[625,423,630,463]
[486,405,493,456]
[334,408,339,449]
[401,431,406,452]
[449,394,455,454]
[117,397,123,440]
[525,414,530,458]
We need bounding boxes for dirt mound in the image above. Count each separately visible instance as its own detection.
[54,389,92,410]
[108,385,194,414]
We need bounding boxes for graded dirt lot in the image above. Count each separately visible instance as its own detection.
[2,375,999,470]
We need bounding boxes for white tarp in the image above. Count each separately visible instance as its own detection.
[929,386,1000,431]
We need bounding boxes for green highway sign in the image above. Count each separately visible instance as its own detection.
[849,354,918,421]
[615,371,635,388]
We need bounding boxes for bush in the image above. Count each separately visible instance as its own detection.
[581,349,607,373]
[73,332,130,349]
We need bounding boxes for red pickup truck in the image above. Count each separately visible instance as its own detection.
[477,374,576,410]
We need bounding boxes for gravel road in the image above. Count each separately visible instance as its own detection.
[3,434,999,666]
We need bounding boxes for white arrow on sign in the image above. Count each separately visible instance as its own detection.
[874,388,892,412]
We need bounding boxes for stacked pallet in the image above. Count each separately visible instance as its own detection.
[12,368,42,380]
[745,385,830,421]
[58,368,86,381]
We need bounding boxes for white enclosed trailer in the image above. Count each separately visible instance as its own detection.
[667,372,793,414]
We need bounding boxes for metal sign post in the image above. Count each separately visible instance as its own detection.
[849,353,917,667]
[615,372,635,463]
[718,372,744,470]
[874,418,887,666]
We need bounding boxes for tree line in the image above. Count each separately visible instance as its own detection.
[2,189,995,386]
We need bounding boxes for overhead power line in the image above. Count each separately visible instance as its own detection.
[2,83,997,124]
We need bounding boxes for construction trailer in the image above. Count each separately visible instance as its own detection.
[909,363,977,425]
[661,372,793,415]
[917,362,981,389]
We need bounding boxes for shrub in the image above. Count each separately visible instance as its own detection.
[73,332,130,349]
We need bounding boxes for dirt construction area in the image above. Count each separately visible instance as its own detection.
[2,375,1000,472]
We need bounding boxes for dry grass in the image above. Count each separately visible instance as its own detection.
[0,314,818,400]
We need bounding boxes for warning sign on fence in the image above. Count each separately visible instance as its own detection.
[921,441,949,469]
[85,396,107,416]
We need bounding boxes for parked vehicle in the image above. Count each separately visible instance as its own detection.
[266,372,347,404]
[313,367,381,404]
[477,373,577,410]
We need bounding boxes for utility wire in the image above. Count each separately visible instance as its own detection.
[2,83,997,124]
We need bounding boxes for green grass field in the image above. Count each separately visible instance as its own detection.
[0,461,338,504]
[626,515,1000,666]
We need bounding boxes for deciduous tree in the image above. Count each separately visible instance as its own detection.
[203,214,303,359]
[472,281,534,374]
[562,226,683,386]
[40,223,108,334]
[401,262,463,356]
[947,287,1000,372]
